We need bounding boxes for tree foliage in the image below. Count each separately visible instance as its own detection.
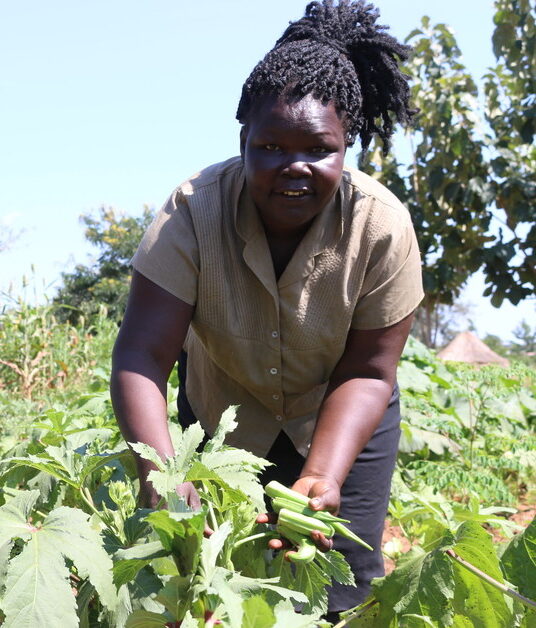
[53,207,154,324]
[361,1,535,346]
[482,0,535,307]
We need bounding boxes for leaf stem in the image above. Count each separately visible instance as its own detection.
[445,548,536,610]
[331,599,379,627]
[233,532,276,549]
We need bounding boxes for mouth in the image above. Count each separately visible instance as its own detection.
[280,189,311,198]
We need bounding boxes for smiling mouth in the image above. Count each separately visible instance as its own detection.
[281,190,310,197]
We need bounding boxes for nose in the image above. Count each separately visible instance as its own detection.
[281,154,312,178]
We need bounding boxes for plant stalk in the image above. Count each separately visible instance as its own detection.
[233,532,276,549]
[445,549,536,610]
[332,599,379,627]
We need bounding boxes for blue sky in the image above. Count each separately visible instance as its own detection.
[1,1,533,341]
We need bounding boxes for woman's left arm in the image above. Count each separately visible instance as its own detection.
[293,311,415,514]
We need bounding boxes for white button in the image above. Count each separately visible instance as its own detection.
[271,331,279,338]
[270,368,278,375]
[272,394,280,400]
[275,415,283,421]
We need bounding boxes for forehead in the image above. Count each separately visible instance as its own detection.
[246,94,346,139]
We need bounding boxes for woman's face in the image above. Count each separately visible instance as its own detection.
[240,94,346,238]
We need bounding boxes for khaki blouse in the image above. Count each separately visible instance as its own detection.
[132,156,424,456]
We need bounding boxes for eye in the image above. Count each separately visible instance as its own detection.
[310,146,331,154]
[263,143,280,151]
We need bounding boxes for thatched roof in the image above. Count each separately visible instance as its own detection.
[437,331,509,367]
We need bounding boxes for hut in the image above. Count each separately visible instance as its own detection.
[437,331,510,367]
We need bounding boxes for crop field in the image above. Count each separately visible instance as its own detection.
[0,304,535,627]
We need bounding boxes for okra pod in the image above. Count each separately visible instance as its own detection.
[277,508,335,538]
[265,480,310,507]
[271,496,350,524]
[331,521,373,551]
[276,525,316,563]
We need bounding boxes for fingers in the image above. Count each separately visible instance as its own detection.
[255,512,278,525]
[292,476,341,515]
[310,529,334,553]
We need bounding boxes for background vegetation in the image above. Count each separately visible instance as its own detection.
[0,1,534,625]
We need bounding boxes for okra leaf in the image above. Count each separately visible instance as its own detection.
[315,549,356,586]
[2,532,78,628]
[124,610,168,627]
[242,595,275,628]
[146,509,205,577]
[0,540,14,596]
[225,571,308,604]
[272,599,321,627]
[203,405,239,451]
[0,490,39,546]
[500,516,536,599]
[170,422,205,472]
[199,521,233,577]
[294,559,331,615]
[451,521,513,627]
[371,543,455,627]
[0,503,117,626]
[211,570,245,627]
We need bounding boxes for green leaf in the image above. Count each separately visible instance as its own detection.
[242,596,275,628]
[124,610,168,627]
[0,490,40,545]
[294,559,331,615]
[0,455,77,488]
[199,521,233,578]
[224,571,307,604]
[399,422,457,455]
[272,599,320,627]
[315,549,356,586]
[147,509,205,577]
[372,542,455,626]
[211,568,246,627]
[203,405,239,452]
[397,362,432,393]
[0,541,14,596]
[154,574,192,621]
[501,517,536,600]
[45,507,117,609]
[130,442,165,470]
[2,531,79,627]
[450,521,513,627]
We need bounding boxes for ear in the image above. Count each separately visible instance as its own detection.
[239,126,247,160]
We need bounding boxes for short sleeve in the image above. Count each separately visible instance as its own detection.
[351,204,424,330]
[131,189,199,305]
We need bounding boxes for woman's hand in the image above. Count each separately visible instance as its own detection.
[257,475,340,554]
[291,475,341,515]
[139,478,213,537]
[138,479,202,510]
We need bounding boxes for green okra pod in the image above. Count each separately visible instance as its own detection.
[277,507,335,538]
[276,525,317,564]
[271,496,350,524]
[331,521,373,551]
[265,480,311,507]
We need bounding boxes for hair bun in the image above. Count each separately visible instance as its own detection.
[275,0,386,60]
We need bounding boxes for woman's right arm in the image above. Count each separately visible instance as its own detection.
[111,269,194,507]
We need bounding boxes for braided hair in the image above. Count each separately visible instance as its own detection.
[236,0,415,153]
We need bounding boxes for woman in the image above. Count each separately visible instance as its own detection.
[111,0,423,617]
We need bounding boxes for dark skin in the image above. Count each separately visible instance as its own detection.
[111,94,414,551]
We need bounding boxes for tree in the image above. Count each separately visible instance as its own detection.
[482,0,535,307]
[361,18,494,347]
[510,319,536,355]
[53,207,154,324]
[411,301,475,350]
[361,1,535,347]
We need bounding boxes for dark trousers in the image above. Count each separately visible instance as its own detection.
[177,352,401,612]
